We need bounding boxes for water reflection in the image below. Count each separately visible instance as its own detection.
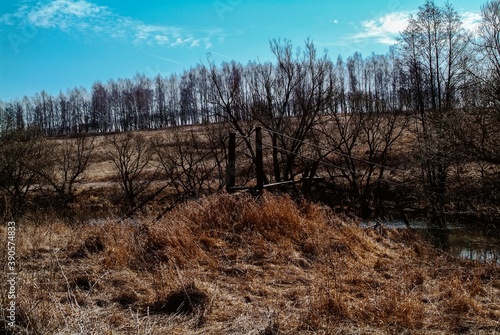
[419,226,500,264]
[363,220,500,264]
[424,226,450,251]
[459,249,499,263]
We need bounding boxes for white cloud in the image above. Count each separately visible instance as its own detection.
[462,11,481,34]
[1,0,221,48]
[27,0,106,29]
[134,25,201,48]
[171,37,197,47]
[351,11,410,45]
[154,35,170,45]
[349,10,482,47]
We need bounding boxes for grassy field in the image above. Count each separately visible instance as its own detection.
[1,192,499,334]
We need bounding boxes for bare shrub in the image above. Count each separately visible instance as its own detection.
[0,128,49,218]
[107,132,157,210]
[153,125,227,199]
[38,134,95,206]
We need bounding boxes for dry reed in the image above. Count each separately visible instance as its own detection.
[0,192,498,334]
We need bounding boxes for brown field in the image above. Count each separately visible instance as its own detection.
[1,120,499,334]
[1,192,499,334]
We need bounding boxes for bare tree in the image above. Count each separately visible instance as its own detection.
[165,74,181,126]
[107,132,157,210]
[315,52,410,217]
[37,134,95,205]
[476,0,500,106]
[154,74,167,128]
[455,0,500,166]
[91,82,109,132]
[153,125,227,198]
[0,128,49,218]
[207,59,258,174]
[209,39,332,184]
[398,0,471,225]
[268,39,332,182]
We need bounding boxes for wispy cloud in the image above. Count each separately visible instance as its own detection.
[348,9,481,47]
[351,11,411,46]
[26,0,105,29]
[208,51,233,59]
[150,54,185,66]
[0,0,217,48]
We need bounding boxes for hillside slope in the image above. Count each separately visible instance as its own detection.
[1,193,499,334]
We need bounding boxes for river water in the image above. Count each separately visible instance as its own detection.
[365,220,500,264]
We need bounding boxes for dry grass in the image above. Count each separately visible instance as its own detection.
[1,192,499,334]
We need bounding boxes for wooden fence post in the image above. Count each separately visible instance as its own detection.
[255,127,265,191]
[256,127,264,191]
[226,132,236,192]
[272,132,281,183]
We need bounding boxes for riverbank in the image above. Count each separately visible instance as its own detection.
[1,193,499,334]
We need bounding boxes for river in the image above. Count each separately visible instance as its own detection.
[364,220,500,264]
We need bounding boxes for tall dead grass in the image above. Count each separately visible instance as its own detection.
[1,192,499,334]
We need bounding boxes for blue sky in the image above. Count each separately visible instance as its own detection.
[0,0,482,101]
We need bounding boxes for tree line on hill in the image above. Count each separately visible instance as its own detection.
[1,1,499,224]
